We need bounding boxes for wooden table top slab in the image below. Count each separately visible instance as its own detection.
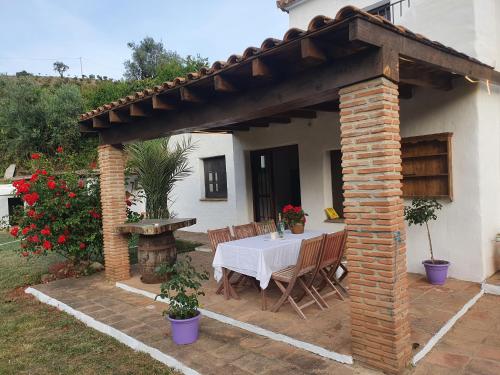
[115,218,196,235]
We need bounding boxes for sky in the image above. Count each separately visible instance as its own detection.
[0,0,289,79]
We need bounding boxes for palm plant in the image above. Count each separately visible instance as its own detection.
[126,137,196,219]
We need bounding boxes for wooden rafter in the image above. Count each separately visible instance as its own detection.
[301,38,327,65]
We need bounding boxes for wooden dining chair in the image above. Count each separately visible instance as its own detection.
[267,235,325,319]
[253,220,277,235]
[232,223,257,240]
[312,229,348,307]
[207,227,238,298]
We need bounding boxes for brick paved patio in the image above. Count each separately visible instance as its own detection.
[27,250,489,375]
[31,273,374,375]
[410,294,500,375]
[122,252,481,357]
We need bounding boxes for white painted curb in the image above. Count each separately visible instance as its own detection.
[482,282,500,296]
[0,239,20,247]
[116,282,354,365]
[25,287,201,375]
[411,289,484,365]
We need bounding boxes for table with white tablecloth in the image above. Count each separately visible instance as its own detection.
[212,230,324,289]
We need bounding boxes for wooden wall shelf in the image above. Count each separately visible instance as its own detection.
[401,133,453,200]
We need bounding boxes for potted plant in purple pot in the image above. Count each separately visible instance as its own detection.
[156,256,209,344]
[404,198,449,285]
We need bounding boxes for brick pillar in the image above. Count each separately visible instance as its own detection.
[98,144,130,281]
[340,77,411,373]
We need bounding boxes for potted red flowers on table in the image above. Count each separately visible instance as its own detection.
[282,204,308,234]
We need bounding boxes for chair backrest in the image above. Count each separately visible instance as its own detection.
[232,223,257,240]
[253,220,277,235]
[319,229,348,270]
[207,227,232,252]
[296,235,325,277]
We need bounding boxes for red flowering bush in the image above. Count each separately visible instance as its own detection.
[282,204,308,227]
[9,150,103,263]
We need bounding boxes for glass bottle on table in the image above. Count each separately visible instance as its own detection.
[277,213,285,238]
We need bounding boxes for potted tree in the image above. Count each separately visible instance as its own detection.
[156,256,209,345]
[282,204,308,234]
[404,198,449,285]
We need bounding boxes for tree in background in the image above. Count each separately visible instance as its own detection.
[0,76,96,172]
[53,61,69,78]
[126,137,196,219]
[124,37,174,80]
[123,36,208,82]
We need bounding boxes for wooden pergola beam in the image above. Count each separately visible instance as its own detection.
[99,48,393,144]
[281,109,317,119]
[301,38,327,65]
[93,115,111,128]
[349,17,500,84]
[152,95,176,110]
[129,103,149,117]
[109,109,130,123]
[252,58,272,79]
[214,75,238,93]
[180,87,204,103]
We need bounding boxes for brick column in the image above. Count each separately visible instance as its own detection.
[340,77,411,373]
[98,144,130,281]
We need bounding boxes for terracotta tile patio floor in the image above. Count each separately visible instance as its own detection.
[122,251,481,357]
[410,294,500,375]
[31,273,375,375]
[28,249,487,375]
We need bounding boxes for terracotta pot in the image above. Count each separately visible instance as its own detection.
[291,223,304,234]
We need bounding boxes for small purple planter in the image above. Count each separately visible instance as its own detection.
[168,311,201,345]
[423,260,450,285]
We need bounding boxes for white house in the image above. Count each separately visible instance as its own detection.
[168,0,500,283]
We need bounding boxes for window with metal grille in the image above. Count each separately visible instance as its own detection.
[203,156,227,198]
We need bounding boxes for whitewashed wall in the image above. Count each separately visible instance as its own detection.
[169,133,239,232]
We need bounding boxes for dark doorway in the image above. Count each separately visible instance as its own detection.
[250,145,301,222]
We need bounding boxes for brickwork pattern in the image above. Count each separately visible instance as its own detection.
[98,144,130,281]
[339,77,411,373]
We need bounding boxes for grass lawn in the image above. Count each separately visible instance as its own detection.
[0,232,178,375]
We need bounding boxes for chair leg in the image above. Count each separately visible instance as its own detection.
[297,278,324,311]
[320,269,345,301]
[216,270,235,295]
[332,275,349,296]
[287,295,307,319]
[311,285,329,309]
[270,280,291,313]
[261,288,267,311]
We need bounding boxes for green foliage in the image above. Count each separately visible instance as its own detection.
[156,256,209,320]
[0,76,97,172]
[124,36,178,80]
[404,198,442,227]
[404,198,443,262]
[126,137,196,219]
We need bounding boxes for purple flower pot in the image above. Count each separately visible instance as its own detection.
[423,260,450,285]
[168,311,201,345]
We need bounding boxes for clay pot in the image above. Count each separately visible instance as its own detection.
[291,223,305,234]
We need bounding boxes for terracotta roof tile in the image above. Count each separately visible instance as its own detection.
[276,0,300,11]
[79,6,494,122]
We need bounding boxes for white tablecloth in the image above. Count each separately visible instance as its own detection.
[212,230,324,289]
